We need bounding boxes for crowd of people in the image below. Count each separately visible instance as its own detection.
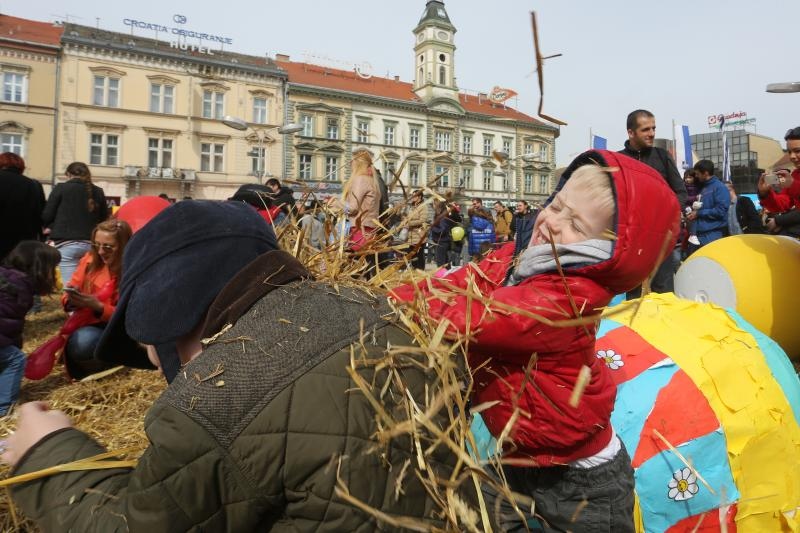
[0,116,798,531]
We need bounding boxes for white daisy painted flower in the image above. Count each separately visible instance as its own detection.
[668,467,699,501]
[596,349,624,370]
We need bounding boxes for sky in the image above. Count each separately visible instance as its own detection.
[3,0,798,167]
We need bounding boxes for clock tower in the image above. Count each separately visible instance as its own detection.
[412,1,459,106]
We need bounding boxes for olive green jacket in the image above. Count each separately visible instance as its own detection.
[12,254,458,532]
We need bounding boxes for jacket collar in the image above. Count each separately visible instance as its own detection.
[200,250,311,339]
[623,140,652,156]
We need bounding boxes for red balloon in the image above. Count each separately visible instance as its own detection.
[115,196,171,233]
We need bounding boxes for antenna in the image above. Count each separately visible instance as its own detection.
[50,13,84,24]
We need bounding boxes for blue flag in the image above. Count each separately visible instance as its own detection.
[592,135,607,150]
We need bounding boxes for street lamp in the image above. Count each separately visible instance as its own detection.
[766,82,800,93]
[221,115,303,183]
[491,150,543,200]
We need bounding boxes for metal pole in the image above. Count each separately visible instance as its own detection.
[259,132,265,185]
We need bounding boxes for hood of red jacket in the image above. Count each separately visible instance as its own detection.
[551,150,680,295]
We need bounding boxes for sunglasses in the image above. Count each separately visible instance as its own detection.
[92,242,117,252]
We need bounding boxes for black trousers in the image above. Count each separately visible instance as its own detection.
[481,443,635,532]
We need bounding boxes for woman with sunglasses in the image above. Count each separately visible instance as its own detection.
[61,219,132,379]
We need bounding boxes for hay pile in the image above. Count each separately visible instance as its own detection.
[0,297,164,531]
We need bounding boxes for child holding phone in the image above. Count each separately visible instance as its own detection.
[0,241,61,415]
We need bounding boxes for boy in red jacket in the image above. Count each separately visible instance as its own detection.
[392,150,679,531]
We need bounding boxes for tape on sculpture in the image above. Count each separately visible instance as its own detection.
[598,293,800,532]
[675,234,800,360]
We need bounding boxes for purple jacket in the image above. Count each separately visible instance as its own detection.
[0,266,34,348]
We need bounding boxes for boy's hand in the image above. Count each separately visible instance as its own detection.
[1,402,73,467]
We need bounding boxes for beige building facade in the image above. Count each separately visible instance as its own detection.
[57,23,288,202]
[0,14,61,183]
[279,0,559,206]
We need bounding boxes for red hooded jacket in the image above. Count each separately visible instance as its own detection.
[392,150,679,466]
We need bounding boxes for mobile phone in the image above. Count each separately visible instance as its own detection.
[62,287,80,295]
[764,174,782,187]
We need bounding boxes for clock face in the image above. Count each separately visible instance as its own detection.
[417,33,424,43]
[437,30,449,41]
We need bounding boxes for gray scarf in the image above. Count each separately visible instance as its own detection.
[507,239,613,286]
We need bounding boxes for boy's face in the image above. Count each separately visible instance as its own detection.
[531,179,613,246]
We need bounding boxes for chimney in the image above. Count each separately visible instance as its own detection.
[478,92,487,104]
[275,53,290,62]
[394,75,400,81]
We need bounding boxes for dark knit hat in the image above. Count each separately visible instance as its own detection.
[95,200,278,375]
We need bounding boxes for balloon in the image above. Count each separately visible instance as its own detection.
[115,196,171,233]
[450,226,465,242]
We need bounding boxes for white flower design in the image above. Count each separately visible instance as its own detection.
[596,349,624,370]
[668,468,699,501]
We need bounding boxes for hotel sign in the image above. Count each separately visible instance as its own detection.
[123,14,233,47]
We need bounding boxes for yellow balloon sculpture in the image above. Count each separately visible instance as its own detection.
[675,234,800,360]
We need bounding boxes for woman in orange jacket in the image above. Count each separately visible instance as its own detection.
[62,219,131,379]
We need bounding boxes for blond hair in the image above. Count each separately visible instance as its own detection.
[351,150,373,178]
[567,164,615,232]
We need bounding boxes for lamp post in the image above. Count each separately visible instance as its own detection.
[766,82,800,93]
[491,150,542,202]
[221,115,303,183]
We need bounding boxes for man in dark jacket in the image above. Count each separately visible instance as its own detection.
[511,200,536,257]
[265,177,295,215]
[687,159,730,250]
[619,109,687,296]
[3,201,471,531]
[0,153,45,260]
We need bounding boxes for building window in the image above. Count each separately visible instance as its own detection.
[483,169,492,191]
[502,175,510,192]
[300,115,314,137]
[200,142,224,172]
[93,76,120,107]
[2,72,27,103]
[299,154,312,179]
[383,161,397,182]
[439,66,446,85]
[435,131,451,151]
[202,90,224,119]
[150,83,174,114]
[539,174,549,193]
[539,144,548,161]
[327,118,339,140]
[524,143,533,155]
[251,146,265,176]
[462,135,472,154]
[460,168,472,189]
[524,173,533,193]
[253,97,267,124]
[410,127,420,148]
[90,133,119,166]
[503,138,513,157]
[483,136,493,157]
[148,138,173,168]
[0,133,23,154]
[409,163,420,187]
[384,124,395,145]
[356,120,369,143]
[435,165,449,188]
[325,156,338,181]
